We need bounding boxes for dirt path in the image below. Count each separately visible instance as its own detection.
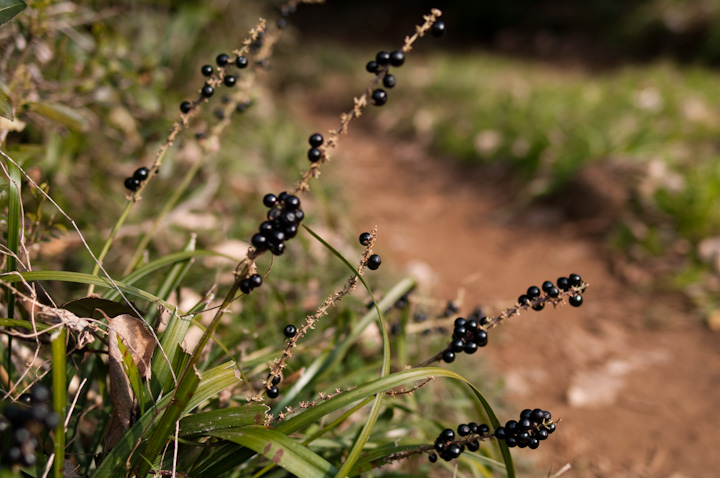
[310,112,720,477]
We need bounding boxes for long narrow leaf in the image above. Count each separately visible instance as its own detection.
[4,159,21,382]
[210,427,338,478]
[301,225,390,478]
[51,327,67,478]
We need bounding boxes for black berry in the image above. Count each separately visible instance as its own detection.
[180,101,192,114]
[271,242,286,256]
[569,295,583,307]
[307,148,322,162]
[557,277,570,291]
[548,286,560,298]
[284,195,301,210]
[309,133,324,147]
[236,56,249,68]
[441,349,455,363]
[133,167,150,181]
[389,50,405,67]
[371,89,387,106]
[367,254,382,270]
[223,75,237,87]
[124,177,140,192]
[249,274,263,289]
[201,84,214,98]
[376,51,390,65]
[439,428,455,442]
[431,21,446,37]
[266,385,279,399]
[239,279,252,294]
[517,294,531,306]
[284,324,297,338]
[527,286,541,299]
[201,64,213,76]
[428,452,437,463]
[464,341,478,354]
[359,232,372,246]
[568,273,583,287]
[263,193,277,208]
[366,61,379,73]
[216,53,229,66]
[383,74,396,89]
[541,281,554,293]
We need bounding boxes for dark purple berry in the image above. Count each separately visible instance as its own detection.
[250,233,267,251]
[506,437,517,447]
[371,89,387,106]
[542,281,554,293]
[278,191,289,202]
[447,443,461,458]
[307,148,322,162]
[376,51,390,65]
[543,410,552,421]
[505,420,518,434]
[284,324,297,338]
[271,242,286,256]
[532,302,545,311]
[568,273,583,287]
[454,318,466,328]
[236,56,249,68]
[536,428,549,440]
[434,441,445,453]
[494,427,507,439]
[239,279,252,294]
[569,295,583,307]
[441,349,455,363]
[284,225,298,238]
[451,339,465,353]
[366,60,378,73]
[519,418,533,430]
[546,423,556,433]
[223,75,236,87]
[18,393,32,406]
[428,452,437,463]
[266,385,279,398]
[124,177,141,192]
[133,167,150,181]
[531,409,545,423]
[249,274,263,289]
[557,277,570,291]
[271,374,281,385]
[475,329,488,347]
[466,440,480,452]
[458,424,471,436]
[464,341,478,354]
[44,411,59,428]
[453,326,466,338]
[201,84,214,98]
[439,428,455,442]
[259,221,274,235]
[478,424,490,435]
[528,438,540,449]
[263,193,277,208]
[389,50,405,66]
[359,232,372,246]
[294,209,304,222]
[520,409,532,419]
[527,286,541,298]
[201,64,213,76]
[267,208,282,221]
[548,286,560,298]
[383,74,396,88]
[431,21,446,37]
[216,53,229,66]
[468,422,479,434]
[517,294,531,306]
[367,254,382,270]
[284,195,301,210]
[466,319,478,331]
[309,133,324,147]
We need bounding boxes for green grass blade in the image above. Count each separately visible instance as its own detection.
[209,427,338,478]
[0,318,51,331]
[117,333,146,415]
[51,327,67,478]
[301,225,390,478]
[0,271,177,310]
[179,405,268,436]
[102,249,234,301]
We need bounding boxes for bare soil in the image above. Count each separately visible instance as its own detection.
[300,103,720,477]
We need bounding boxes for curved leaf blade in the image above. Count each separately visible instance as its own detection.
[210,427,338,478]
[0,0,26,28]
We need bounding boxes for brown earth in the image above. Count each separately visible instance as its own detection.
[295,100,720,477]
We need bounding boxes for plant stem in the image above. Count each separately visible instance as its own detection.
[52,327,67,478]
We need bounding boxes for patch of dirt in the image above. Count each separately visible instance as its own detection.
[296,101,720,477]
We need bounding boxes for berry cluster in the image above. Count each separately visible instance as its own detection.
[264,324,298,399]
[250,192,305,256]
[123,166,150,192]
[179,51,251,114]
[517,273,586,310]
[239,273,263,294]
[363,20,445,107]
[0,384,59,468]
[357,232,382,271]
[307,133,324,163]
[429,422,487,463]
[428,407,554,463]
[441,315,488,363]
[494,408,555,449]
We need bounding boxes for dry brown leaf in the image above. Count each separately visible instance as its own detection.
[104,314,156,451]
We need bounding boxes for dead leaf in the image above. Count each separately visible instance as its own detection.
[107,314,155,379]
